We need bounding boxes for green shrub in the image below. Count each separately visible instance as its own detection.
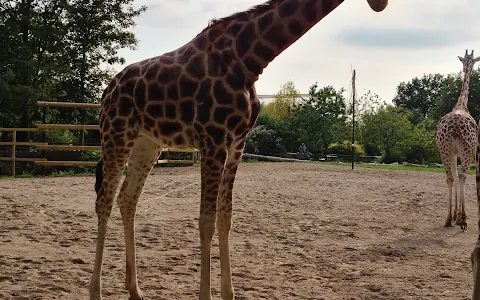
[327,140,365,156]
[245,125,285,156]
[46,130,76,144]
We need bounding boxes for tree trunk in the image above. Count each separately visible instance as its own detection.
[79,41,87,146]
[19,0,33,142]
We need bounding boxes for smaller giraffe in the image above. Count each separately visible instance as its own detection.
[435,49,480,231]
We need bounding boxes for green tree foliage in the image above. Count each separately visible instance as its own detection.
[248,68,480,164]
[289,83,348,158]
[0,0,145,143]
[0,0,69,139]
[62,0,146,144]
[404,119,439,164]
[360,105,413,163]
[393,73,445,124]
[430,69,480,121]
[348,89,384,118]
[0,0,145,175]
[263,80,300,120]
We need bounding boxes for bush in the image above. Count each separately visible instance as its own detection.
[245,125,285,156]
[79,150,101,162]
[381,149,404,164]
[46,129,76,145]
[327,140,365,156]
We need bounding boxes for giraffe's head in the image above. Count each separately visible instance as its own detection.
[458,49,480,74]
[367,0,388,12]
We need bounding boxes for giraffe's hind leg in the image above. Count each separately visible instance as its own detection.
[116,135,162,300]
[89,145,132,300]
[452,156,459,223]
[457,148,475,231]
[440,151,454,227]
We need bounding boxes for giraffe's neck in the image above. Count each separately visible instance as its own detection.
[454,69,473,111]
[233,0,346,79]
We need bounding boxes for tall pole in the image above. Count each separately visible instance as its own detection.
[351,69,356,170]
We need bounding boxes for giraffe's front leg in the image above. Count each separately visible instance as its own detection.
[199,147,227,300]
[117,137,162,300]
[217,142,244,300]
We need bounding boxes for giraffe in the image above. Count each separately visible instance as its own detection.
[473,120,480,299]
[88,1,388,299]
[435,50,480,232]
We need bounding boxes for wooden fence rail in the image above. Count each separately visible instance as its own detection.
[0,101,200,177]
[37,101,101,109]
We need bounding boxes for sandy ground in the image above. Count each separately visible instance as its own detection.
[0,162,478,300]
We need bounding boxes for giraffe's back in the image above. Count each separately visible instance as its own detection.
[99,41,260,150]
[435,111,478,154]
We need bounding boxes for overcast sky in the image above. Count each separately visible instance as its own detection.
[116,0,480,104]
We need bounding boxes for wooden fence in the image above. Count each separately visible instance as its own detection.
[0,101,200,176]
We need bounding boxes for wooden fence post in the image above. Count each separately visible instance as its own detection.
[11,130,16,177]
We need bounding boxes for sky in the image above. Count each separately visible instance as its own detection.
[116,0,480,104]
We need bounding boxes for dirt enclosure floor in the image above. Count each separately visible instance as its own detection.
[0,162,479,299]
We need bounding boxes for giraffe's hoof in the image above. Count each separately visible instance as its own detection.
[444,219,452,227]
[128,291,144,300]
[459,221,467,231]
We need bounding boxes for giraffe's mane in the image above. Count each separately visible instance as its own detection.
[200,0,280,33]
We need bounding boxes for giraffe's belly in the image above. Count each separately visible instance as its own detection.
[138,124,200,150]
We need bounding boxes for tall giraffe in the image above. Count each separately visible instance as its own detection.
[89,1,388,299]
[473,119,480,299]
[435,50,480,231]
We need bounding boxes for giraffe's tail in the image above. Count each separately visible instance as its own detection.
[94,158,104,196]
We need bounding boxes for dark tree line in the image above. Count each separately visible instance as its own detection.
[247,68,480,164]
[0,0,145,144]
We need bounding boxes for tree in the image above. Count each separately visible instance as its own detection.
[360,105,413,163]
[289,83,348,158]
[264,80,300,120]
[350,90,384,148]
[62,0,146,144]
[430,68,480,121]
[404,119,439,164]
[354,90,384,116]
[393,73,445,124]
[0,0,69,140]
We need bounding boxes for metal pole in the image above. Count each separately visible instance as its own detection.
[351,69,356,170]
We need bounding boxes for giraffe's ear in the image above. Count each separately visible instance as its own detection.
[474,56,480,63]
[459,56,465,62]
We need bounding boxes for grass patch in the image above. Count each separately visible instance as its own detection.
[316,161,475,175]
[242,158,476,175]
[0,173,33,179]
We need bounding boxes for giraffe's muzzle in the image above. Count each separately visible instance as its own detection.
[367,0,388,12]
